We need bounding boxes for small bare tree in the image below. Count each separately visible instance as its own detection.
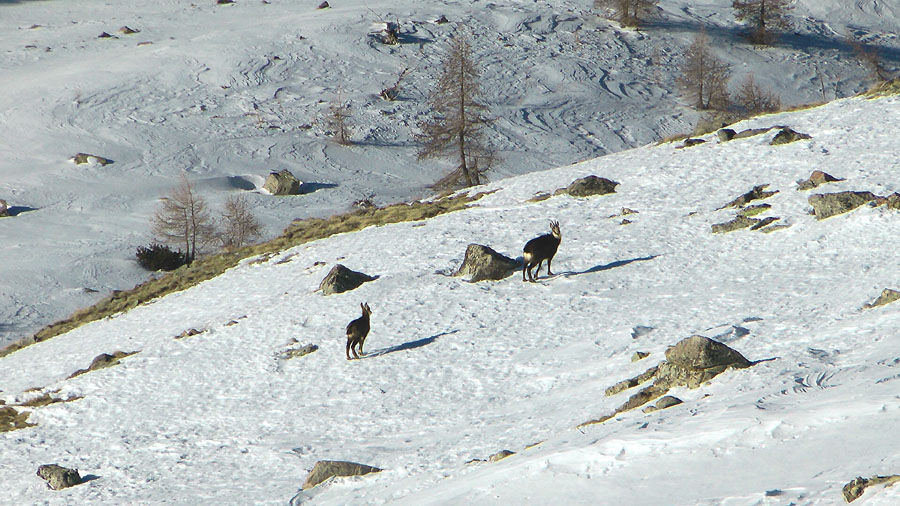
[677,30,731,111]
[220,194,262,250]
[417,31,495,188]
[732,0,794,45]
[847,34,891,82]
[325,90,353,145]
[594,0,659,27]
[152,174,217,262]
[734,74,781,115]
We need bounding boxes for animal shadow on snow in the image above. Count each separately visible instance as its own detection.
[560,255,659,277]
[4,206,38,216]
[363,330,459,359]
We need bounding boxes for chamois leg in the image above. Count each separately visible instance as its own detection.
[358,338,366,357]
[523,262,528,282]
[546,258,553,276]
[346,339,353,360]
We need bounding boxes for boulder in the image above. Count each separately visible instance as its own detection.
[489,450,515,463]
[717,128,736,142]
[302,460,381,490]
[797,170,843,191]
[678,138,706,148]
[319,264,376,295]
[72,153,113,166]
[864,288,900,309]
[842,475,900,503]
[36,464,82,490]
[68,351,138,379]
[720,184,778,209]
[770,127,812,145]
[808,191,879,220]
[317,1,329,8]
[453,244,520,282]
[711,215,759,234]
[263,169,301,195]
[642,395,683,413]
[564,175,619,197]
[663,335,751,373]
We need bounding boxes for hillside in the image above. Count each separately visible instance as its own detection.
[2,0,900,347]
[3,90,900,504]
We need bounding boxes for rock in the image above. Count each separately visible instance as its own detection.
[263,169,301,195]
[72,153,113,166]
[119,26,140,34]
[631,351,650,362]
[717,129,736,142]
[175,328,203,339]
[808,191,879,220]
[217,0,234,4]
[435,14,449,24]
[679,138,706,148]
[749,216,780,230]
[1,406,35,432]
[797,170,843,191]
[453,244,520,282]
[864,288,900,309]
[317,1,329,8]
[711,215,760,234]
[97,31,114,38]
[489,450,515,463]
[842,475,900,503]
[281,343,319,359]
[0,199,7,217]
[68,351,138,379]
[770,127,812,145]
[302,460,381,490]
[642,395,683,413]
[36,464,82,490]
[721,184,778,209]
[739,203,771,217]
[564,175,619,197]
[319,264,376,295]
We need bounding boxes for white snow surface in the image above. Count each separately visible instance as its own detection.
[2,0,900,347]
[3,86,900,504]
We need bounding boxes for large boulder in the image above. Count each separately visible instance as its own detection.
[808,191,879,220]
[263,169,301,195]
[302,460,382,490]
[319,264,376,295]
[454,244,520,282]
[564,175,619,197]
[36,464,82,490]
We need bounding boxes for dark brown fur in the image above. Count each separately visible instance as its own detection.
[346,302,372,360]
[523,220,561,282]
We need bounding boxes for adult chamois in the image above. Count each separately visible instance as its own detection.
[346,302,372,360]
[522,220,561,282]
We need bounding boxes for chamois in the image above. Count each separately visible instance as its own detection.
[345,302,372,360]
[522,220,561,282]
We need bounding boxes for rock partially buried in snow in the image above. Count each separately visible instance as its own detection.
[808,191,879,220]
[263,169,301,195]
[563,175,619,197]
[301,460,381,490]
[489,449,515,462]
[36,464,82,490]
[770,127,812,145]
[71,153,113,166]
[864,288,900,309]
[642,395,683,413]
[319,264,376,295]
[842,475,900,503]
[797,170,843,191]
[0,199,7,217]
[67,351,138,379]
[453,244,520,282]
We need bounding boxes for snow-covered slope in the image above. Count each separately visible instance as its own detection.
[2,91,900,504]
[2,0,899,347]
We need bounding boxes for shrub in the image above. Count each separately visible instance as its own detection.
[135,243,190,271]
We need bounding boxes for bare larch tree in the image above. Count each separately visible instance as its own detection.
[594,0,659,28]
[417,32,494,188]
[732,0,794,45]
[325,89,353,145]
[677,30,732,111]
[734,74,781,115]
[151,174,216,262]
[220,194,262,250]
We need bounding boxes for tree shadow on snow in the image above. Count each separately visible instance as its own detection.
[364,330,459,359]
[562,255,659,277]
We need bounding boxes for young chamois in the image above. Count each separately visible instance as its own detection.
[523,220,561,282]
[345,302,372,360]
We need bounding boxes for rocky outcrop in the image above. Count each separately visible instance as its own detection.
[36,464,82,490]
[302,460,382,490]
[319,264,376,295]
[579,336,752,427]
[770,127,811,145]
[797,170,843,191]
[808,191,879,220]
[263,169,301,195]
[454,244,520,282]
[842,475,900,503]
[713,185,782,233]
[864,288,900,309]
[68,351,138,379]
[563,175,619,197]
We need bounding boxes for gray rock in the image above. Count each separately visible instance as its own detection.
[717,129,736,142]
[720,184,778,209]
[68,351,138,379]
[281,343,319,359]
[36,464,82,490]
[72,153,113,166]
[319,264,376,295]
[631,351,650,362]
[453,244,520,282]
[808,191,879,220]
[263,169,301,195]
[642,395,683,413]
[864,288,900,309]
[711,215,759,234]
[564,175,619,197]
[679,138,706,148]
[770,127,811,145]
[733,127,772,139]
[302,460,381,490]
[489,450,515,462]
[842,475,900,503]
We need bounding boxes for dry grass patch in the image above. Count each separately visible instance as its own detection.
[0,406,35,432]
[865,78,900,98]
[1,191,491,357]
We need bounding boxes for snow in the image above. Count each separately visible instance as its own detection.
[3,0,900,504]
